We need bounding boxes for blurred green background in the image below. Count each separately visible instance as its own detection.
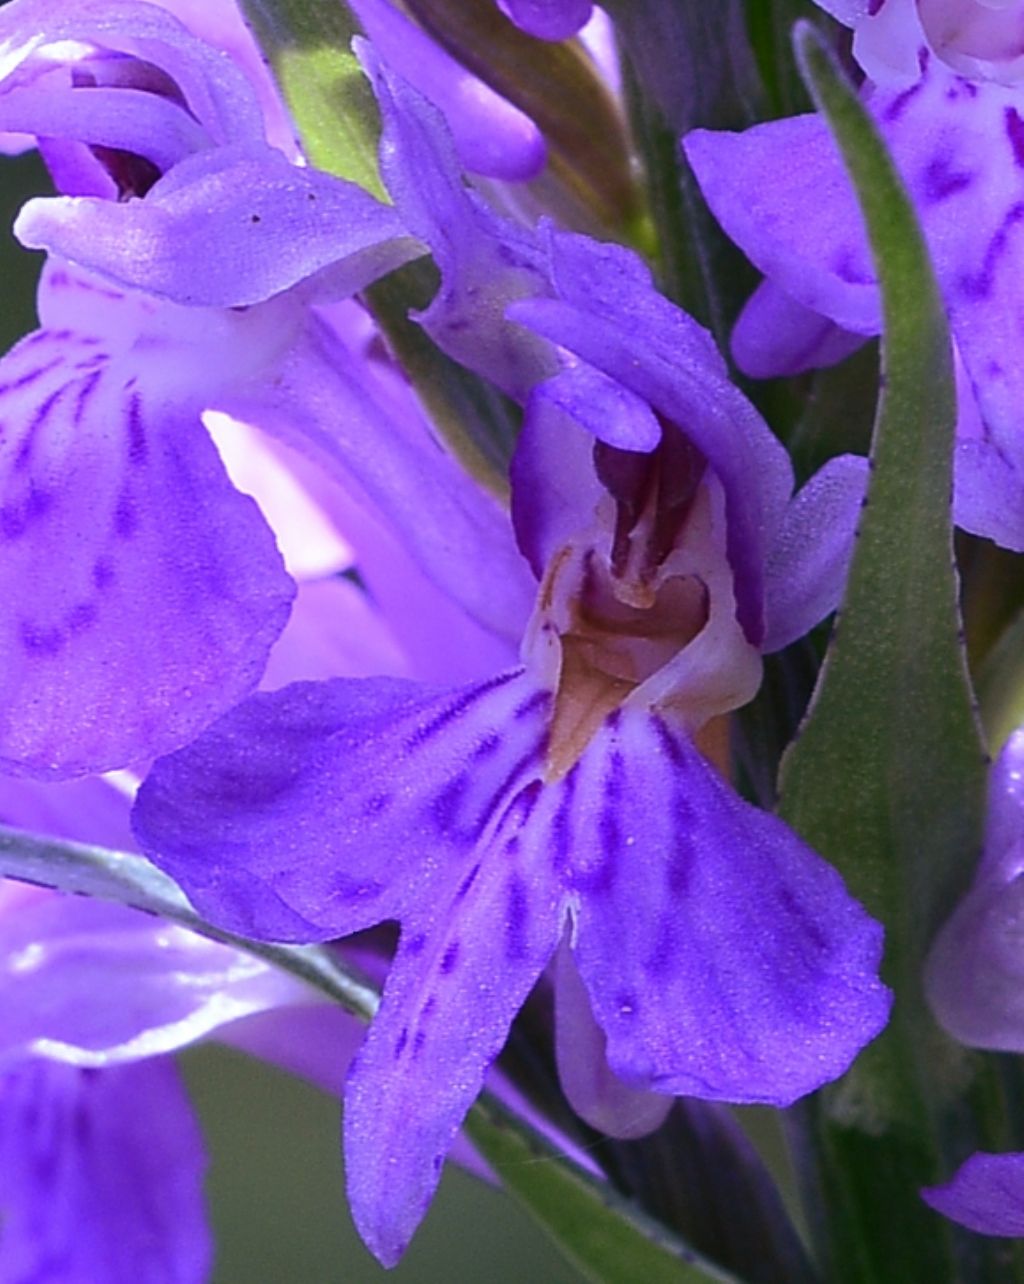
[0,127,581,1284]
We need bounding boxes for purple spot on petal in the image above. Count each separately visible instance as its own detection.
[406,672,518,751]
[0,357,62,397]
[67,602,98,634]
[833,251,874,286]
[455,864,481,902]
[960,201,1024,299]
[883,79,924,123]
[114,494,138,538]
[440,942,460,975]
[923,155,974,204]
[406,933,426,956]
[72,370,103,429]
[92,557,115,591]
[431,773,470,834]
[363,791,393,818]
[421,996,437,1020]
[513,688,551,721]
[126,393,147,465]
[1006,108,1024,168]
[550,766,578,875]
[645,916,676,977]
[19,621,65,656]
[505,876,529,961]
[471,733,502,762]
[395,1027,408,1059]
[412,1030,427,1058]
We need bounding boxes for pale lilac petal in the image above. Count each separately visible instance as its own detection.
[924,849,1024,1049]
[0,774,135,851]
[732,280,868,379]
[955,437,1024,549]
[684,117,880,336]
[0,1058,211,1283]
[762,454,870,654]
[345,833,563,1265]
[352,0,545,180]
[0,75,209,170]
[568,713,891,1105]
[0,887,304,1066]
[0,318,293,778]
[260,576,411,689]
[204,413,353,581]
[554,937,672,1139]
[296,462,518,682]
[923,1152,1024,1235]
[221,310,535,644]
[16,143,421,308]
[132,672,552,941]
[925,731,1024,1048]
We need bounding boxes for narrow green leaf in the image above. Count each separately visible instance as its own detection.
[464,1097,743,1284]
[775,25,1022,1284]
[238,0,385,199]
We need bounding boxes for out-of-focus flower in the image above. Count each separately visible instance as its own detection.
[816,0,1024,87]
[686,52,1024,551]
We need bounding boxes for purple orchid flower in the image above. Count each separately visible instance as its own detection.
[131,209,891,1262]
[685,49,1024,552]
[913,729,1024,1235]
[0,0,433,780]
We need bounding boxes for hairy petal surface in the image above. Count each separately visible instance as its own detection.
[133,671,552,941]
[0,1058,210,1284]
[17,143,421,308]
[0,284,293,777]
[762,454,869,654]
[568,714,891,1105]
[344,804,563,1265]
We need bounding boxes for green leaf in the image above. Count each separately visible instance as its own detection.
[776,25,1024,1284]
[464,1097,743,1284]
[238,0,385,199]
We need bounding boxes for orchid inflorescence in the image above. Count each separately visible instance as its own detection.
[2,1,1024,1280]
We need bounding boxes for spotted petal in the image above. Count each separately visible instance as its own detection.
[344,803,563,1265]
[133,671,553,941]
[0,296,293,778]
[567,713,891,1105]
